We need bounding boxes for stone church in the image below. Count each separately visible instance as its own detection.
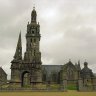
[42,61,94,85]
[0,7,95,88]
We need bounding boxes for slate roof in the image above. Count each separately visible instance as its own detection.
[42,65,63,75]
[81,67,92,72]
[0,67,7,76]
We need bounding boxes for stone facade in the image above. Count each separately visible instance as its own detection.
[41,61,95,86]
[10,7,42,87]
[60,61,80,81]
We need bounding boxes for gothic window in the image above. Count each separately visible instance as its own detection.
[67,67,74,80]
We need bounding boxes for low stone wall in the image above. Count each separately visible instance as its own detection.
[0,83,67,92]
[78,78,96,91]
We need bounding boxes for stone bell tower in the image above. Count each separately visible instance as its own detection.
[11,7,42,87]
[23,7,42,85]
[24,7,41,63]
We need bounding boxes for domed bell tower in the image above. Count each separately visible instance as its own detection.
[24,7,41,64]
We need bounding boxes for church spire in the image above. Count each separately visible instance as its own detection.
[78,60,81,70]
[14,32,22,61]
[31,7,37,23]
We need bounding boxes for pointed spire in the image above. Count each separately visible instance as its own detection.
[14,32,22,61]
[69,59,71,61]
[78,60,80,66]
[78,60,81,70]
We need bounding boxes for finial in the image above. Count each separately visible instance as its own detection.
[69,59,71,61]
[33,4,35,10]
[19,30,21,36]
[78,60,80,64]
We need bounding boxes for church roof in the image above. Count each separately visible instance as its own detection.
[81,62,92,73]
[0,67,7,75]
[42,65,63,75]
[81,67,92,72]
[62,61,77,71]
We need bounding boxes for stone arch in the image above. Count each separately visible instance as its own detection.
[21,71,31,87]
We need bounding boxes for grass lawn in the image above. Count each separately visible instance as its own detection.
[0,90,96,96]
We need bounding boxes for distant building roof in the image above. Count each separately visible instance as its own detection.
[0,67,7,75]
[42,65,63,75]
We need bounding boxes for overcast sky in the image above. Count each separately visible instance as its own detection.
[0,0,96,78]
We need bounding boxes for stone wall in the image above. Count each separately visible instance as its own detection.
[78,78,96,91]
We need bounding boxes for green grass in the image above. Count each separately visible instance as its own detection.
[67,85,77,90]
[0,91,96,96]
[50,84,60,89]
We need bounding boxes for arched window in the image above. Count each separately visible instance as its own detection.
[67,67,74,80]
[32,31,34,34]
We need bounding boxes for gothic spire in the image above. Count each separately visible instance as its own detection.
[78,60,81,70]
[14,32,22,61]
[78,60,80,66]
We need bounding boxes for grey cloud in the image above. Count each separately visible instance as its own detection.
[0,0,96,78]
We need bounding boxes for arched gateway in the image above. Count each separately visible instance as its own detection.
[21,71,30,87]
